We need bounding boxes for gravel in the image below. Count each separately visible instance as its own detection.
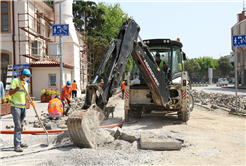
[36,148,168,166]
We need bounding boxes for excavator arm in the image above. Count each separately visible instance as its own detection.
[67,19,170,148]
[83,19,170,111]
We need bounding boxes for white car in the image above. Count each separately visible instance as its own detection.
[216,78,229,87]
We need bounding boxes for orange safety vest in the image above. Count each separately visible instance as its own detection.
[121,81,125,90]
[60,85,72,100]
[48,98,63,116]
[71,82,77,90]
[100,81,104,88]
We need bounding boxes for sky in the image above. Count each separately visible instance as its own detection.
[95,0,244,59]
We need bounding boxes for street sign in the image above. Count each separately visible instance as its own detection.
[52,24,69,36]
[232,35,246,47]
[8,64,30,70]
[7,71,21,76]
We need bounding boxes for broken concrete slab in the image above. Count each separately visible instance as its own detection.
[119,128,140,142]
[106,127,120,139]
[140,131,182,150]
[45,122,58,130]
[95,128,115,146]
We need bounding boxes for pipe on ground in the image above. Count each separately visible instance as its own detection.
[0,119,124,134]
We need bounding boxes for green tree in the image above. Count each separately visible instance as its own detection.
[84,36,108,81]
[184,58,201,87]
[218,56,233,77]
[195,56,219,81]
[73,1,105,35]
[46,1,53,8]
[97,2,129,42]
[97,2,134,78]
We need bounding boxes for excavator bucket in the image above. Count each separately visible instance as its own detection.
[67,85,105,149]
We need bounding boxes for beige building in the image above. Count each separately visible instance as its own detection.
[0,0,88,99]
[231,9,246,86]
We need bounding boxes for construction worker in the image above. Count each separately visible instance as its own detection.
[71,80,78,98]
[47,95,63,120]
[100,79,104,89]
[0,81,5,103]
[155,52,168,72]
[60,80,72,116]
[121,79,126,100]
[9,69,35,152]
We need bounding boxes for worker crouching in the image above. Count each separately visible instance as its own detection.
[60,80,72,116]
[48,95,63,120]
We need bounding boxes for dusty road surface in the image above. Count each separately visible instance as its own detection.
[1,97,245,165]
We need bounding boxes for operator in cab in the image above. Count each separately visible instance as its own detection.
[155,52,168,72]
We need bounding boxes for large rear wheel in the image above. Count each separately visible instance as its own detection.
[188,87,194,112]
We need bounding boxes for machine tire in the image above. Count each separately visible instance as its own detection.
[142,106,152,114]
[188,87,194,112]
[130,106,142,119]
[177,87,190,122]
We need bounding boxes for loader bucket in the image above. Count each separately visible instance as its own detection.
[67,104,105,148]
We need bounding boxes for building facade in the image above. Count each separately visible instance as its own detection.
[0,0,88,99]
[231,9,246,86]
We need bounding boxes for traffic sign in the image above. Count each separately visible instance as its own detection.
[8,64,30,70]
[52,24,69,36]
[232,35,246,47]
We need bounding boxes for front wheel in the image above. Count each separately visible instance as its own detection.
[130,106,142,119]
[178,86,191,122]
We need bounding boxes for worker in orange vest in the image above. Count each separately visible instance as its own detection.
[121,79,126,100]
[60,80,72,116]
[100,79,104,89]
[71,80,78,98]
[47,95,63,120]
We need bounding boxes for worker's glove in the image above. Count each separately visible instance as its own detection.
[30,101,35,107]
[18,81,25,88]
[68,98,72,103]
[65,100,68,104]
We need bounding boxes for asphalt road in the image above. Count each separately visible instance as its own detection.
[192,84,246,97]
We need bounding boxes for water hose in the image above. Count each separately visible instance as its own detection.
[0,119,125,134]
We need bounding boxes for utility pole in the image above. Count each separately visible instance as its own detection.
[59,0,63,90]
[56,0,65,90]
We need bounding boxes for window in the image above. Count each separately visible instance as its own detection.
[172,45,182,74]
[1,1,9,31]
[37,14,41,34]
[1,53,9,87]
[49,74,56,87]
[238,52,240,63]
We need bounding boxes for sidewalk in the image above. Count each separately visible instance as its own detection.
[0,101,49,130]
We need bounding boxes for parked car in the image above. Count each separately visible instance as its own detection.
[216,78,229,87]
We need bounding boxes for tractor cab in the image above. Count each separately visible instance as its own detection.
[133,38,186,83]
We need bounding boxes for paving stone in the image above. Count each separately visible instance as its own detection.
[140,131,182,150]
[211,105,218,109]
[6,125,11,129]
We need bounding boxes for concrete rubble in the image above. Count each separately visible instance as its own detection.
[193,90,246,114]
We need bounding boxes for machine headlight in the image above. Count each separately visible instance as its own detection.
[163,40,166,43]
[166,40,170,43]
[146,40,150,44]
